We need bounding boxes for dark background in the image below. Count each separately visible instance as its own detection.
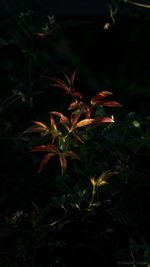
[0,1,150,266]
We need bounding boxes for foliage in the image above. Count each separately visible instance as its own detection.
[25,71,121,175]
[0,4,150,267]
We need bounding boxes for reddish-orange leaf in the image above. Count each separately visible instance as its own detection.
[31,144,58,153]
[90,116,114,128]
[70,70,77,85]
[50,115,57,130]
[68,100,81,110]
[47,76,70,92]
[24,126,49,134]
[48,77,67,87]
[75,118,95,128]
[73,91,83,99]
[33,121,49,128]
[70,112,82,127]
[84,106,93,119]
[51,83,69,92]
[59,154,67,175]
[72,131,84,143]
[24,121,49,134]
[51,111,69,124]
[63,73,71,86]
[99,101,122,107]
[38,153,55,172]
[90,91,113,106]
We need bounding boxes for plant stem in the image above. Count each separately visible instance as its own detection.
[125,0,150,9]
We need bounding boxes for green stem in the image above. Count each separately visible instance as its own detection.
[89,185,96,207]
[125,0,150,8]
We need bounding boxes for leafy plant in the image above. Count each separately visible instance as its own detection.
[25,70,122,175]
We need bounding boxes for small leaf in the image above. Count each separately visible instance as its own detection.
[51,111,69,124]
[31,144,58,153]
[59,154,67,175]
[45,76,70,92]
[72,131,84,143]
[24,121,50,135]
[70,69,77,85]
[90,177,96,187]
[91,91,113,105]
[33,121,49,128]
[98,101,122,107]
[68,100,80,110]
[70,112,82,127]
[96,170,118,187]
[39,153,55,172]
[24,126,49,134]
[49,77,67,87]
[74,91,83,99]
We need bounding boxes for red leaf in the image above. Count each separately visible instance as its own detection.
[51,111,69,124]
[90,91,113,106]
[70,70,77,85]
[68,100,81,110]
[72,131,84,143]
[99,101,122,107]
[50,115,57,130]
[73,91,83,100]
[33,121,49,128]
[90,116,114,128]
[24,121,49,134]
[48,77,67,87]
[59,154,67,175]
[63,73,71,86]
[24,126,49,134]
[46,76,70,92]
[70,112,82,127]
[31,144,58,153]
[38,153,55,172]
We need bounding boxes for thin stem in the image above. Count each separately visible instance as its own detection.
[89,185,96,207]
[109,4,119,25]
[125,0,150,9]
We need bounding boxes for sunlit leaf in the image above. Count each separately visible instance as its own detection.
[50,115,57,130]
[50,115,61,143]
[90,116,114,128]
[75,118,95,128]
[33,121,49,128]
[90,177,96,187]
[96,170,118,187]
[91,91,113,105]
